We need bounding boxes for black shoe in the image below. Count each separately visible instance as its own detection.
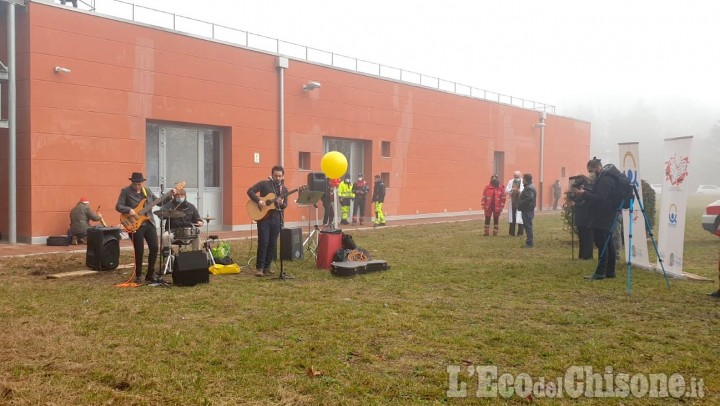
[378,223,386,226]
[605,274,616,279]
[707,290,720,298]
[521,244,533,248]
[584,274,605,280]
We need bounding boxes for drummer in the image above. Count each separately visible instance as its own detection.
[161,189,203,250]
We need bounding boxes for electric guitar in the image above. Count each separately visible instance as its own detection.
[119,181,186,232]
[246,184,308,221]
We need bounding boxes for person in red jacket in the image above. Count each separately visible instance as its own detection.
[481,175,507,236]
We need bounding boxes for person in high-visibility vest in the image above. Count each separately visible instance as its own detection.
[372,174,386,227]
[337,175,355,225]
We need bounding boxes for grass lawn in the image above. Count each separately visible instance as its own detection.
[0,196,718,405]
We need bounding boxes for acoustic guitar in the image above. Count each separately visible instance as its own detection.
[246,184,308,221]
[119,181,186,232]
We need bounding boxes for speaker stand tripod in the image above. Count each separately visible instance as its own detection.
[297,191,325,259]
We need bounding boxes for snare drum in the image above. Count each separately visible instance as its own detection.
[174,226,199,241]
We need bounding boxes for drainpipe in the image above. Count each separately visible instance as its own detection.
[276,57,288,167]
[7,2,17,243]
[534,112,546,211]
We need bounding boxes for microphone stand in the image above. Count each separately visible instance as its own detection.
[276,184,293,280]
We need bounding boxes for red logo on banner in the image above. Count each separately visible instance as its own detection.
[664,154,690,186]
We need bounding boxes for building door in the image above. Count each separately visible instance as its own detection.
[324,138,365,179]
[324,137,366,224]
[146,123,223,230]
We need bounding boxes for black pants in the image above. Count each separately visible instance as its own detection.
[352,197,366,220]
[509,203,524,236]
[130,222,158,280]
[256,214,281,270]
[60,0,78,7]
[578,226,594,259]
[592,228,616,277]
[322,199,334,225]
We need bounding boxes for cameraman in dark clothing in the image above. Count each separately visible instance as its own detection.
[568,175,594,260]
[574,158,617,280]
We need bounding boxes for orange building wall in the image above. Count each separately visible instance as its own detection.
[0,2,590,242]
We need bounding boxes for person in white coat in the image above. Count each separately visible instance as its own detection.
[505,171,524,236]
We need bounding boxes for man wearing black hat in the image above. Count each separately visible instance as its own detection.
[352,173,369,226]
[116,172,176,284]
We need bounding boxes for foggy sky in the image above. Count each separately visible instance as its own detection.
[88,0,720,184]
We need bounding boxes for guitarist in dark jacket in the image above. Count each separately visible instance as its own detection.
[116,172,176,284]
[247,165,288,277]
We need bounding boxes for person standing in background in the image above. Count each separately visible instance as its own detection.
[372,174,386,227]
[505,171,524,237]
[481,175,506,236]
[337,175,355,225]
[518,173,537,248]
[351,173,370,226]
[552,179,562,210]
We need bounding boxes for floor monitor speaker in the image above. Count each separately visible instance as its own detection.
[280,227,304,261]
[172,251,209,286]
[86,227,120,270]
[307,172,327,192]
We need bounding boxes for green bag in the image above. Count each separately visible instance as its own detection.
[211,241,231,259]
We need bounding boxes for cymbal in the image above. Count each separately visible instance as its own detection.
[202,216,215,221]
[153,210,185,219]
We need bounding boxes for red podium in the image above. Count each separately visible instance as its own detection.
[316,230,342,269]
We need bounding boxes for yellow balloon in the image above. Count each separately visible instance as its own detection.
[321,151,348,180]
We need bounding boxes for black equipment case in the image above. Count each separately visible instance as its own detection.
[330,260,390,277]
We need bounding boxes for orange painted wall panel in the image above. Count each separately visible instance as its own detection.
[0,2,590,241]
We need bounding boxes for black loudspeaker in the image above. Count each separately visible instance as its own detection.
[307,172,327,192]
[86,227,120,270]
[172,251,209,286]
[280,227,304,261]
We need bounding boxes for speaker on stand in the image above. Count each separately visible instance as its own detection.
[307,172,327,192]
[280,227,304,261]
[86,227,120,270]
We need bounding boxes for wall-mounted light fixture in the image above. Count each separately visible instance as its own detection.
[54,66,71,74]
[302,81,321,92]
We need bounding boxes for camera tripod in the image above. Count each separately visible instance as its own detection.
[593,184,671,293]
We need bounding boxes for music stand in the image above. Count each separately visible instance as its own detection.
[296,191,325,258]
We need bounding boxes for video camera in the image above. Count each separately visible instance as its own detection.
[568,175,592,201]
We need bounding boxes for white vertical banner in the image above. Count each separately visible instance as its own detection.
[657,136,693,276]
[618,142,650,268]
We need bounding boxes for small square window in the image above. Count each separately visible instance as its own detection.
[381,141,391,158]
[299,151,310,170]
[381,172,390,188]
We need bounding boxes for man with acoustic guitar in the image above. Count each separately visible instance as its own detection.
[247,165,287,277]
[116,172,178,284]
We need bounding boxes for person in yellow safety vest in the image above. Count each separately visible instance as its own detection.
[337,175,355,225]
[372,174,386,227]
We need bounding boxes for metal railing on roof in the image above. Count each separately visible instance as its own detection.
[55,0,555,114]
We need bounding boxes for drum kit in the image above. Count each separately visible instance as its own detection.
[153,209,217,280]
